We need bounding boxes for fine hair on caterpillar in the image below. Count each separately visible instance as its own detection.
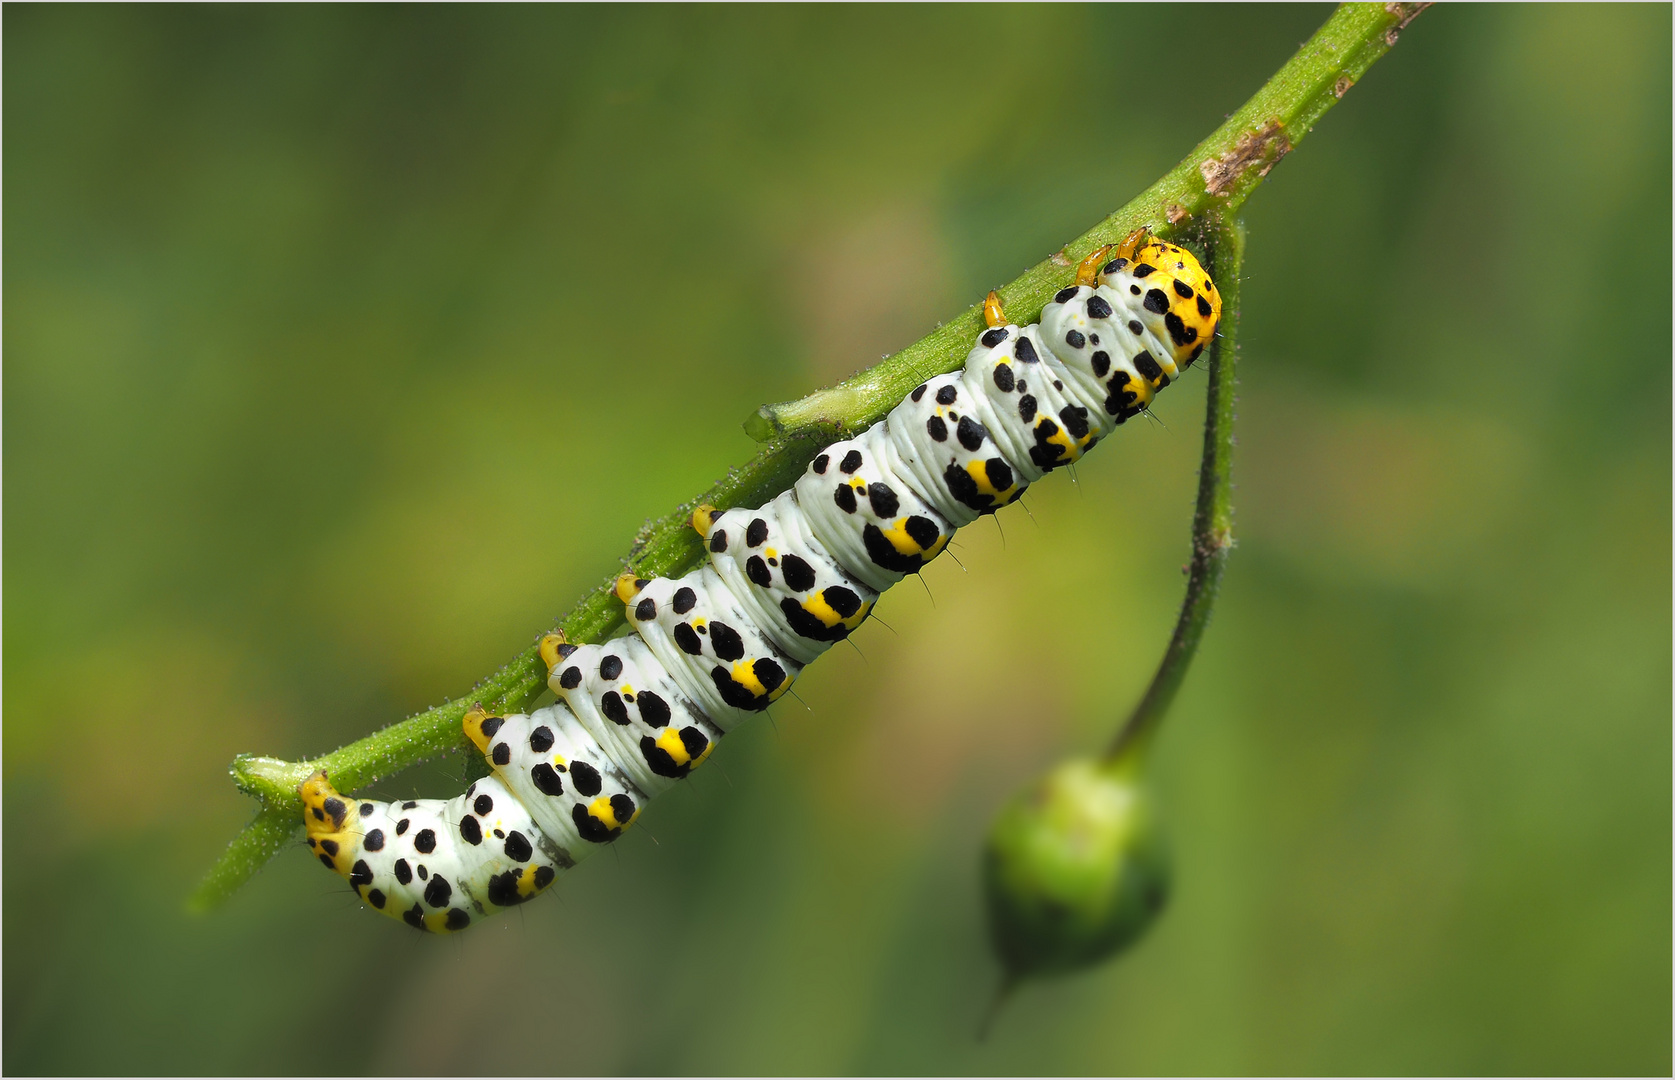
[302,228,1221,934]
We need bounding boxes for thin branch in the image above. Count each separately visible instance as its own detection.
[747,2,1426,439]
[1108,216,1243,766]
[192,1,1426,912]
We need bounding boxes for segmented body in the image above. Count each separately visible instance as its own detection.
[303,234,1220,933]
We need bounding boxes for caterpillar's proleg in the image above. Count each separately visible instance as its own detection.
[301,232,1220,933]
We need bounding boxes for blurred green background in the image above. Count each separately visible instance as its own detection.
[5,4,1669,1074]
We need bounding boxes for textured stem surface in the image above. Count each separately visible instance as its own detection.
[193,1,1425,912]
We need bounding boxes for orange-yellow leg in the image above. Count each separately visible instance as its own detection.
[1115,226,1152,262]
[983,291,1007,328]
[1075,244,1114,287]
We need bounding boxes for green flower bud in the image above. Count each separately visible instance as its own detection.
[982,756,1169,982]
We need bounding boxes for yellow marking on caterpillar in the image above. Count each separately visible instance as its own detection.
[588,795,637,831]
[764,546,777,560]
[729,659,790,703]
[514,863,548,900]
[729,660,769,699]
[800,594,842,627]
[964,459,1019,505]
[1151,240,1221,365]
[801,590,870,630]
[1076,243,1113,287]
[690,504,717,536]
[879,517,937,557]
[1040,421,1080,462]
[654,727,696,767]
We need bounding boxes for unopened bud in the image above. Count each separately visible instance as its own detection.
[982,757,1169,982]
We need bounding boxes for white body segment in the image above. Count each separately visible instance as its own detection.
[477,704,646,861]
[881,371,1027,528]
[791,424,953,593]
[551,636,721,794]
[622,567,802,730]
[699,490,877,664]
[303,235,1220,933]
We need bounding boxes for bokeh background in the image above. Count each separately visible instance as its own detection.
[5,4,1669,1075]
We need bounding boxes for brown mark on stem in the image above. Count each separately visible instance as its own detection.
[1386,2,1431,31]
[1199,120,1291,197]
[1333,74,1355,99]
[1165,203,1190,224]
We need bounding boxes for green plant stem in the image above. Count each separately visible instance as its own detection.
[1108,217,1243,768]
[192,1,1425,912]
[192,432,826,910]
[747,2,1426,440]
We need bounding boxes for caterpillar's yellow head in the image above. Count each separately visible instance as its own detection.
[1114,228,1221,367]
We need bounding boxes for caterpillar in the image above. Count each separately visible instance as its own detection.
[302,229,1220,934]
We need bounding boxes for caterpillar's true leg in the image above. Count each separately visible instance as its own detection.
[1114,226,1151,262]
[983,291,1007,329]
[1075,244,1114,287]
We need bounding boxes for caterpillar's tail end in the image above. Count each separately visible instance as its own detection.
[299,771,356,875]
[299,771,345,829]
